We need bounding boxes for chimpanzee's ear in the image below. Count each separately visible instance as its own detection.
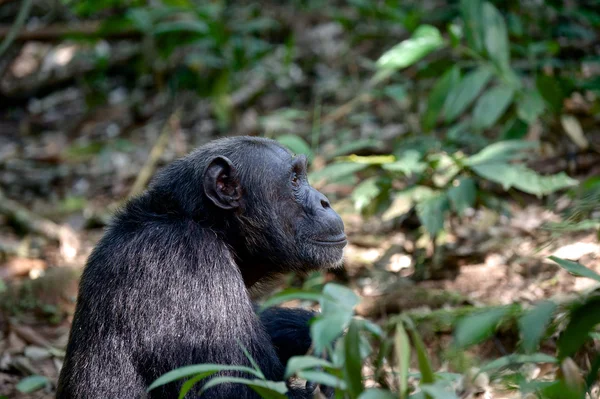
[203,156,242,210]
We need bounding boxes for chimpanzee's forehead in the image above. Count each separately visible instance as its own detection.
[258,143,294,167]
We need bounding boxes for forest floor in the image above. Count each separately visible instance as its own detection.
[0,124,598,398]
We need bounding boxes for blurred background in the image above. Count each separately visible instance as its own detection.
[0,0,599,397]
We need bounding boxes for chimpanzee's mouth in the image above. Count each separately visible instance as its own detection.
[311,234,348,247]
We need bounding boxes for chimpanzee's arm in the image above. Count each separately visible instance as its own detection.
[256,306,317,366]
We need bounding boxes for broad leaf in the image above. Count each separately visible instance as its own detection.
[352,177,382,212]
[416,194,449,237]
[382,150,427,176]
[536,74,565,113]
[423,66,461,131]
[285,356,334,379]
[383,186,436,222]
[376,25,445,71]
[465,140,536,166]
[460,0,485,53]
[558,296,600,359]
[472,85,514,129]
[500,118,528,140]
[482,2,510,69]
[550,256,600,283]
[519,300,557,353]
[471,163,578,197]
[480,353,557,373]
[443,66,494,123]
[410,327,435,385]
[447,178,477,216]
[312,284,359,354]
[454,307,512,348]
[517,90,546,124]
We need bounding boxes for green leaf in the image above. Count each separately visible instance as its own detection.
[312,284,359,354]
[517,89,546,124]
[416,194,449,237]
[153,20,208,35]
[296,371,347,390]
[395,323,410,398]
[358,388,397,399]
[16,375,48,393]
[376,25,445,71]
[447,178,477,216]
[148,364,261,391]
[549,257,600,283]
[344,320,364,398]
[500,118,528,140]
[276,135,314,161]
[382,186,436,222]
[339,155,395,165]
[460,0,485,53]
[480,353,557,373]
[482,2,510,69]
[472,85,514,129]
[420,383,459,399]
[410,327,435,385]
[423,66,461,131]
[355,318,384,338]
[329,139,381,159]
[454,307,512,348]
[179,374,208,399]
[259,289,322,310]
[198,377,288,399]
[536,74,564,113]
[465,140,537,165]
[352,177,382,212]
[470,163,578,196]
[519,301,557,354]
[127,8,153,32]
[384,84,408,103]
[558,296,600,359]
[285,356,335,379]
[309,163,368,184]
[382,150,427,176]
[443,66,494,123]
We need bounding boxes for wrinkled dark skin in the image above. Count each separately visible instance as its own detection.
[56,137,346,398]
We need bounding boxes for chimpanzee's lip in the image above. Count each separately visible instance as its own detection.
[311,235,348,246]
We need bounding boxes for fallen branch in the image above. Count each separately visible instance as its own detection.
[0,21,139,42]
[127,109,182,199]
[0,189,80,261]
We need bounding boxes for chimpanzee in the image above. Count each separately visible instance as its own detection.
[56,136,347,398]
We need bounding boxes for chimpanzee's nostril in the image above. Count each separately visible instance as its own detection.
[320,199,330,209]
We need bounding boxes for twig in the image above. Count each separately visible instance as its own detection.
[0,189,80,260]
[321,92,372,124]
[0,0,33,57]
[0,21,139,41]
[127,109,181,199]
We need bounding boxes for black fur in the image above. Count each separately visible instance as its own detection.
[56,137,346,398]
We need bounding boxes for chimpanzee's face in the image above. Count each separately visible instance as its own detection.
[203,140,346,272]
